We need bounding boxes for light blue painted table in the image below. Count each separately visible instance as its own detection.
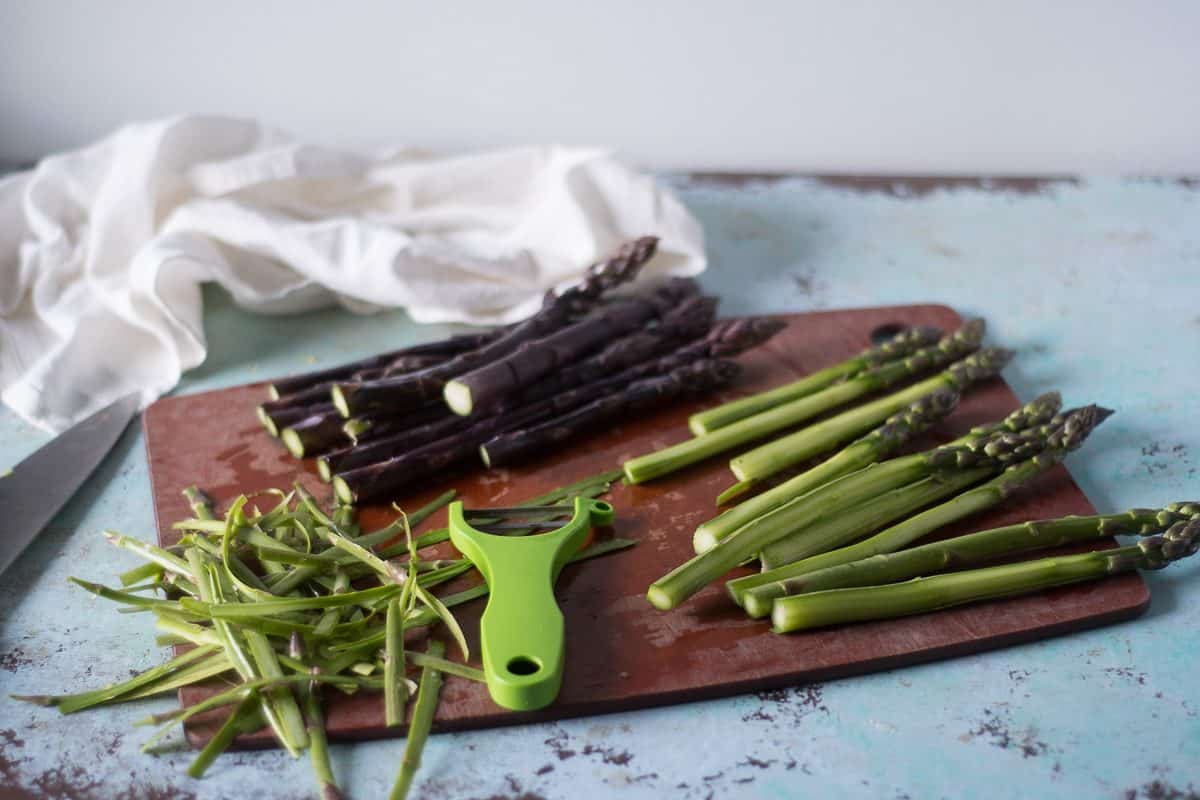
[1,176,1197,800]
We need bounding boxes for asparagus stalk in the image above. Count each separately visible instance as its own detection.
[694,389,963,554]
[741,504,1196,618]
[281,409,355,458]
[727,345,1013,484]
[772,517,1200,633]
[388,641,446,800]
[645,418,1059,611]
[267,333,496,400]
[622,321,990,485]
[443,280,701,416]
[504,294,719,407]
[332,237,659,417]
[479,358,743,468]
[319,415,473,482]
[688,325,943,434]
[755,405,1111,572]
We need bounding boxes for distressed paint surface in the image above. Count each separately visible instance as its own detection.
[1,176,1197,799]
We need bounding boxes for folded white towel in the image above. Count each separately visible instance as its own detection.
[0,116,705,432]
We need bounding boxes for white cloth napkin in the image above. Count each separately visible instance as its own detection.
[0,116,705,433]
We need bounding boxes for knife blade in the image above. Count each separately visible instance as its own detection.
[0,393,140,575]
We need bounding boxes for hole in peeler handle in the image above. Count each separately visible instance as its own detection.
[506,656,542,676]
[868,322,908,344]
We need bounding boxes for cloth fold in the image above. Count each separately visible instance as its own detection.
[0,116,705,432]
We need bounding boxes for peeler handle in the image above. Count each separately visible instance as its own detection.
[477,545,570,711]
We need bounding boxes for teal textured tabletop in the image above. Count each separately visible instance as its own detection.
[1,176,1197,799]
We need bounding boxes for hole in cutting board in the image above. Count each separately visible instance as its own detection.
[869,322,908,344]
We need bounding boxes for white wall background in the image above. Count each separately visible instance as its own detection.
[2,0,1197,174]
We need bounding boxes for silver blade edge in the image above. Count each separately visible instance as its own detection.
[0,393,140,575]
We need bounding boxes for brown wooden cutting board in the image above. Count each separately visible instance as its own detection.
[142,303,1148,745]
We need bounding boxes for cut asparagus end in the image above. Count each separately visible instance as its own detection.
[741,588,775,619]
[330,384,352,419]
[316,458,333,483]
[715,479,756,506]
[478,444,493,469]
[645,584,675,611]
[266,384,281,401]
[332,476,355,506]
[257,406,280,438]
[692,527,722,555]
[442,380,473,417]
[688,415,711,436]
[281,428,306,459]
[342,418,371,444]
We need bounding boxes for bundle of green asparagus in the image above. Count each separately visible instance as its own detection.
[16,472,631,799]
[256,237,787,504]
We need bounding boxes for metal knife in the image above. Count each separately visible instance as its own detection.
[0,393,140,575]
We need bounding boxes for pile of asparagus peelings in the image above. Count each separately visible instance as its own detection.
[256,236,786,504]
[15,470,632,799]
[629,319,1200,629]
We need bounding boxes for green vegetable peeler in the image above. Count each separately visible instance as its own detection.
[448,496,614,711]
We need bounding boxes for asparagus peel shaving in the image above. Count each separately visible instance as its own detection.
[740,504,1199,618]
[688,324,943,434]
[771,516,1200,633]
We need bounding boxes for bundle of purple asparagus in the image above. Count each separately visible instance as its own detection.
[256,237,788,503]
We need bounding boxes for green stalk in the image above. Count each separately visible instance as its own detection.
[187,696,260,778]
[733,451,1068,608]
[303,677,344,800]
[68,578,184,612]
[729,347,1012,483]
[13,644,220,712]
[183,485,217,520]
[190,552,301,758]
[647,456,931,609]
[105,531,195,580]
[757,467,993,571]
[118,561,164,587]
[740,506,1189,618]
[389,641,446,800]
[771,518,1200,633]
[693,390,961,554]
[184,583,403,619]
[384,587,412,726]
[688,325,943,434]
[244,627,309,754]
[754,404,1111,574]
[624,323,987,484]
[117,654,236,701]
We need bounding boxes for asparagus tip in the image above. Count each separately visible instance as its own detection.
[442,380,473,417]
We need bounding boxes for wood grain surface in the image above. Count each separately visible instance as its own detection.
[142,303,1148,746]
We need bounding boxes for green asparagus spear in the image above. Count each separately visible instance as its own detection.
[741,504,1198,618]
[755,405,1111,572]
[688,325,943,434]
[646,417,1067,611]
[772,517,1200,633]
[623,321,986,484]
[728,345,1012,483]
